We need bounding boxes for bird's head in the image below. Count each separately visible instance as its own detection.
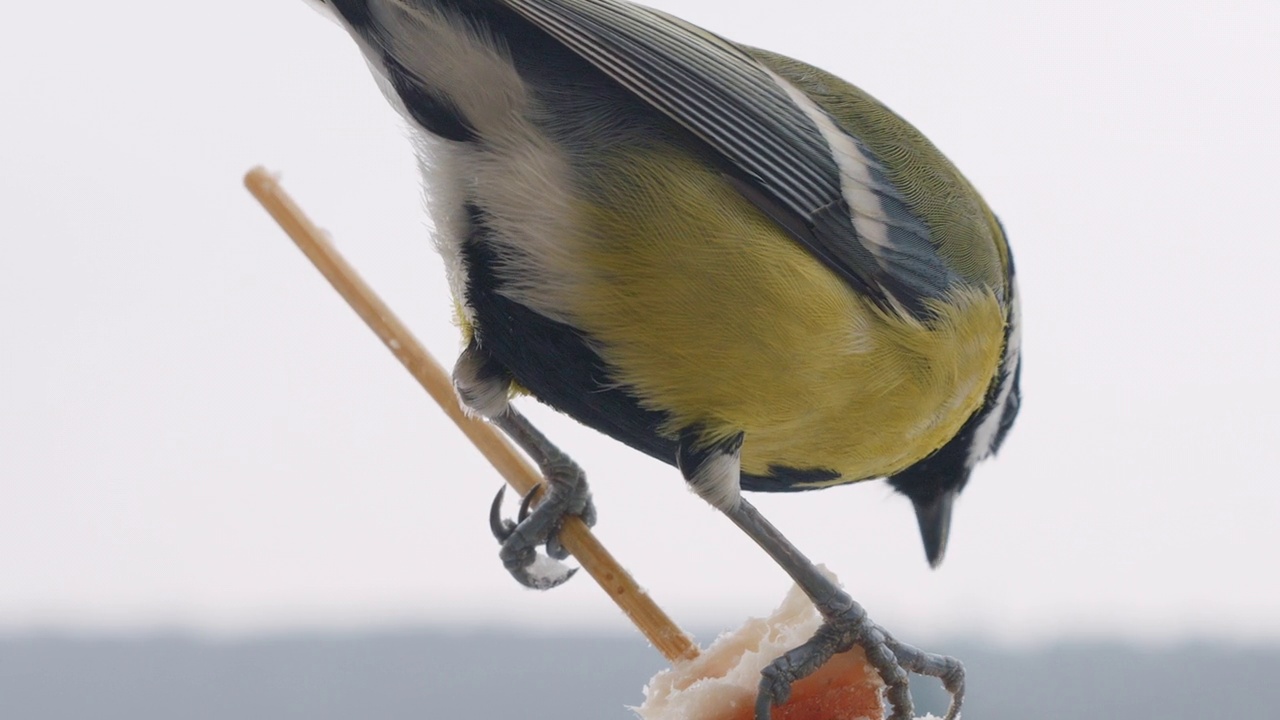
[889,320,1021,568]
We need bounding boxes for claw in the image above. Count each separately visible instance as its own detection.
[488,483,582,590]
[517,486,539,523]
[480,410,597,593]
[491,484,547,540]
[489,485,516,542]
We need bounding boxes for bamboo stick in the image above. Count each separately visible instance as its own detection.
[244,166,698,663]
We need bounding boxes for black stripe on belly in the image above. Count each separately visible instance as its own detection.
[741,465,841,492]
[459,204,676,465]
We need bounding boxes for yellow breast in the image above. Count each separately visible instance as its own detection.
[565,149,1006,482]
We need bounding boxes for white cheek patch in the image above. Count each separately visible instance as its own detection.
[966,278,1022,468]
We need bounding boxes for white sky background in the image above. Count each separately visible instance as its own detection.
[1,0,1278,647]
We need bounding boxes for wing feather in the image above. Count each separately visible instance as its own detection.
[502,0,955,312]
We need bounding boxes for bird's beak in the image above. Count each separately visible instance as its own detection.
[912,490,957,568]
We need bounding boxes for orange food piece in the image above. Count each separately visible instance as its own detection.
[713,648,882,720]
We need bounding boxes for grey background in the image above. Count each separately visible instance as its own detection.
[3,630,1274,719]
[3,1,1277,716]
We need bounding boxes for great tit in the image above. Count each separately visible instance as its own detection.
[305,1,1022,718]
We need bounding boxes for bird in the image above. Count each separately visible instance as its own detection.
[304,1,1022,718]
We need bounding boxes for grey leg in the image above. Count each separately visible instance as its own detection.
[454,341,596,590]
[725,498,964,720]
[486,407,597,590]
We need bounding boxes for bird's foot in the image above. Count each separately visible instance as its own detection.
[754,595,964,720]
[487,459,596,591]
[886,635,965,720]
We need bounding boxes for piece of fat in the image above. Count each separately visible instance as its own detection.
[635,570,891,720]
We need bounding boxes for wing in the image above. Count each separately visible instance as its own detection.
[501,0,959,315]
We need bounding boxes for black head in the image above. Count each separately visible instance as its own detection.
[889,341,1022,567]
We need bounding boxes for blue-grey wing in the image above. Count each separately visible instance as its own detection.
[501,0,955,314]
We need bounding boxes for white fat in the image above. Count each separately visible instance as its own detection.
[688,451,742,512]
[966,277,1022,468]
[524,554,576,591]
[636,567,887,720]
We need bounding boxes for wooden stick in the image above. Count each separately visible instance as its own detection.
[244,166,698,663]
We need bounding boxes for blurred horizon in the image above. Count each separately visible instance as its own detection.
[7,621,1280,652]
[4,629,1278,719]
